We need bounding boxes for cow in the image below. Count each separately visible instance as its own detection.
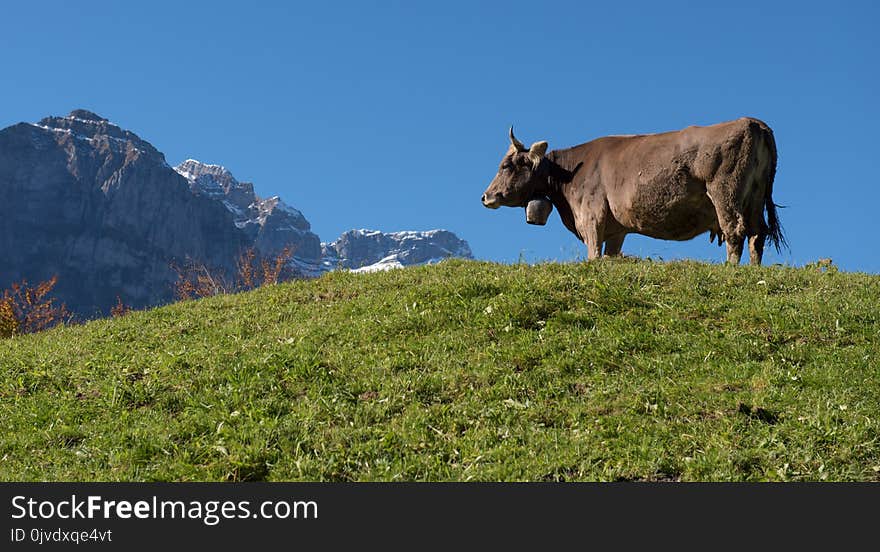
[481,118,786,264]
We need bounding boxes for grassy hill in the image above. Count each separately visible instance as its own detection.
[1,259,879,481]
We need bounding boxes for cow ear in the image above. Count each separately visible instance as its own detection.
[528,141,548,169]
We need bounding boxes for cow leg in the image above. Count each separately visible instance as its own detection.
[726,238,745,264]
[603,234,626,257]
[748,233,766,265]
[709,187,747,265]
[747,185,768,265]
[713,209,745,264]
[578,218,604,261]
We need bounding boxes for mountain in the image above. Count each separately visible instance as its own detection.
[321,229,473,273]
[0,110,248,316]
[0,110,472,317]
[174,159,322,262]
[170,163,474,276]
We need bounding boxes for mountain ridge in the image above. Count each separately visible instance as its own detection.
[0,110,472,316]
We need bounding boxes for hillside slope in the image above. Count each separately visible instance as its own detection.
[1,259,878,481]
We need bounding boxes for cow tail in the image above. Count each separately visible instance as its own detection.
[760,122,788,253]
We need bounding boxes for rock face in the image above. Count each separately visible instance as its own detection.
[0,110,248,317]
[174,159,322,261]
[321,229,473,273]
[0,110,473,317]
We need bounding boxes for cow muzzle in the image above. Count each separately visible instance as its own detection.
[481,192,502,209]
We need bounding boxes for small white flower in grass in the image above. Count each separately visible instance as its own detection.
[777,463,790,478]
[484,305,493,314]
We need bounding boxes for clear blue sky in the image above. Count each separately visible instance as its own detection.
[2,1,878,272]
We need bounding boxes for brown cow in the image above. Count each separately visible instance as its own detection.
[481,118,786,264]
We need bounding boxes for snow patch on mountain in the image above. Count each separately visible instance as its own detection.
[174,159,322,261]
[321,228,473,273]
[173,160,472,274]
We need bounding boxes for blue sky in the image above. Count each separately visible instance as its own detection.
[2,1,878,271]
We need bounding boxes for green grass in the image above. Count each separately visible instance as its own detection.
[1,258,879,481]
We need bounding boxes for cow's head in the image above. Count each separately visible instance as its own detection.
[481,127,548,209]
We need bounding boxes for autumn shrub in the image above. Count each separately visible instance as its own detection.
[110,296,132,317]
[0,297,17,337]
[172,246,297,301]
[0,276,70,338]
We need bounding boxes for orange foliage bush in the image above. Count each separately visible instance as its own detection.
[172,246,296,301]
[171,259,232,301]
[0,297,16,337]
[0,276,70,338]
[110,296,132,317]
[236,246,295,290]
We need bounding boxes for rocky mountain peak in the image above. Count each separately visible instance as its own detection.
[175,159,247,199]
[1,111,473,316]
[321,229,473,272]
[33,109,163,162]
[0,112,249,316]
[174,159,321,261]
[176,159,235,182]
[67,109,108,122]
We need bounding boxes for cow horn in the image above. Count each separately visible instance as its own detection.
[509,126,526,152]
[528,141,548,169]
